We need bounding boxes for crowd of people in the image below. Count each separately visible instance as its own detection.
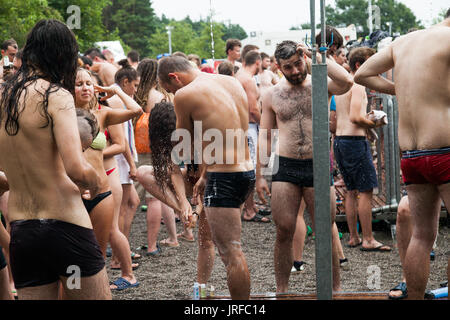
[0,10,449,300]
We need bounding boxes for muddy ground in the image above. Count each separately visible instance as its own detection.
[107,198,449,300]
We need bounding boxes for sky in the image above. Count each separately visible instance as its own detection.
[151,0,448,33]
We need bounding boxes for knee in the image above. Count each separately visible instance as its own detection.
[276,224,295,242]
[397,203,411,225]
[136,166,150,184]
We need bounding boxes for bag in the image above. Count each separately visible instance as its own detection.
[135,112,151,154]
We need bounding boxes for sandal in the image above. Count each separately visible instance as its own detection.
[159,238,180,247]
[388,282,407,300]
[110,277,139,291]
[242,213,271,223]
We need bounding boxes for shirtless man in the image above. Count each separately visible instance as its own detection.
[334,47,391,252]
[259,52,278,93]
[256,40,353,293]
[85,48,118,86]
[354,11,450,300]
[0,19,110,300]
[157,56,255,300]
[225,39,242,68]
[235,51,269,223]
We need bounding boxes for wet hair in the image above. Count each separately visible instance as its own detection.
[115,59,138,86]
[1,39,17,51]
[0,19,79,136]
[218,61,234,76]
[274,40,299,65]
[127,50,140,63]
[446,8,450,19]
[244,50,261,66]
[81,55,93,67]
[135,58,158,108]
[234,65,240,74]
[84,48,106,61]
[348,47,376,73]
[226,39,241,55]
[172,51,188,59]
[315,25,343,53]
[158,56,194,84]
[76,108,99,150]
[148,101,177,195]
[240,44,259,63]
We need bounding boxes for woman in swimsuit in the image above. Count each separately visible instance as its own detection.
[74,68,142,290]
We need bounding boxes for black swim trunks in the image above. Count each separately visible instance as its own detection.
[9,219,105,289]
[82,191,112,214]
[272,155,333,187]
[333,136,378,192]
[203,171,255,208]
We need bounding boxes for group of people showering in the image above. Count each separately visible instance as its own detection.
[0,10,449,300]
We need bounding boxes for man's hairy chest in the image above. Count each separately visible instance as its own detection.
[272,85,312,124]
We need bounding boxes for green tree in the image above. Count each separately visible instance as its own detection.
[222,23,247,40]
[0,0,62,47]
[48,0,113,51]
[148,20,197,58]
[102,0,158,57]
[191,21,226,59]
[326,0,422,36]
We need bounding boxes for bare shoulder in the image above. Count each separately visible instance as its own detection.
[47,85,75,113]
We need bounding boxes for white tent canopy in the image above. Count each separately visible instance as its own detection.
[94,40,127,62]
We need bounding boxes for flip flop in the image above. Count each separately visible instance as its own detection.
[146,244,162,257]
[242,213,271,223]
[360,244,391,252]
[388,282,407,300]
[131,251,141,260]
[110,277,139,291]
[177,233,195,242]
[159,238,180,247]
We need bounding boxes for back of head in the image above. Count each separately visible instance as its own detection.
[315,25,343,52]
[115,59,138,85]
[158,56,194,84]
[218,61,235,76]
[274,40,298,65]
[127,50,140,63]
[226,39,242,55]
[136,58,159,108]
[241,44,259,62]
[172,51,188,59]
[187,54,201,68]
[76,108,99,150]
[244,50,262,67]
[1,19,79,135]
[84,48,106,61]
[348,47,376,73]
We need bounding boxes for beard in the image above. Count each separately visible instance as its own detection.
[284,70,307,85]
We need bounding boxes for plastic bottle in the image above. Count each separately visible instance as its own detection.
[200,284,206,298]
[209,285,215,298]
[193,282,200,300]
[431,287,447,299]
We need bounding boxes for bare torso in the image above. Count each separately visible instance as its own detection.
[335,82,368,137]
[176,74,253,173]
[0,80,92,227]
[270,76,314,159]
[391,27,450,151]
[235,69,260,123]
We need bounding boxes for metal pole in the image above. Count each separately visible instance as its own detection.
[311,0,333,301]
[166,26,173,55]
[368,0,373,34]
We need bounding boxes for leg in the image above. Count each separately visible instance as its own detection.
[89,195,114,257]
[160,202,178,245]
[292,200,306,264]
[60,268,111,300]
[205,207,250,300]
[0,266,13,300]
[271,182,302,293]
[344,190,361,246]
[120,184,140,240]
[359,191,390,250]
[404,184,441,299]
[197,207,215,284]
[146,198,162,253]
[17,282,59,300]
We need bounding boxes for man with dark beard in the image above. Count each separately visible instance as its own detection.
[256,40,353,293]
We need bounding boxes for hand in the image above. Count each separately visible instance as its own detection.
[256,176,271,205]
[129,165,137,181]
[179,199,193,228]
[297,43,311,58]
[94,84,119,101]
[192,176,206,205]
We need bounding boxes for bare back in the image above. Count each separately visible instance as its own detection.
[269,76,314,159]
[335,82,368,137]
[391,26,450,150]
[175,73,253,172]
[0,80,92,227]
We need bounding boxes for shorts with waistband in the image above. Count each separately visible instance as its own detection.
[272,155,333,188]
[333,136,378,192]
[401,147,450,185]
[9,219,105,289]
[204,171,255,208]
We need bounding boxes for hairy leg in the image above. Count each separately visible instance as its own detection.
[17,282,59,300]
[0,266,13,300]
[205,206,250,300]
[345,190,361,246]
[292,200,306,263]
[197,207,215,284]
[404,184,441,300]
[60,268,111,300]
[271,182,302,293]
